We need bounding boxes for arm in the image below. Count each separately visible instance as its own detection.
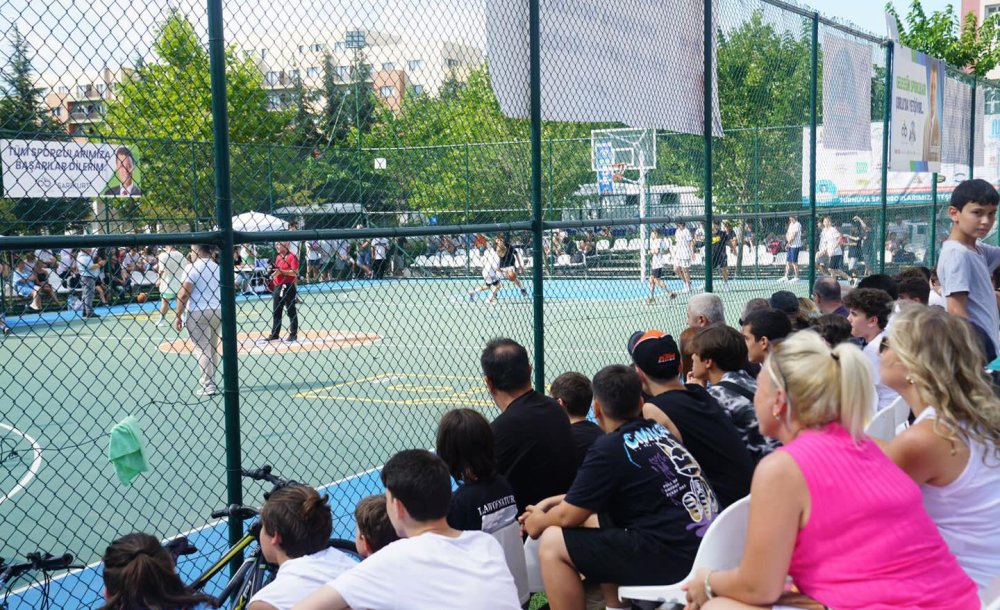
[683,451,807,607]
[174,280,192,331]
[641,403,683,442]
[248,602,279,610]
[522,498,592,539]
[291,585,349,610]
[883,423,947,485]
[945,291,970,320]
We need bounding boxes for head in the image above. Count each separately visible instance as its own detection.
[739,298,770,323]
[769,290,799,317]
[741,308,792,364]
[436,408,496,484]
[380,449,451,534]
[757,330,872,442]
[843,288,893,340]
[259,485,332,563]
[822,216,832,228]
[798,297,818,318]
[628,330,681,386]
[192,244,214,258]
[678,326,699,381]
[549,372,593,419]
[100,533,212,610]
[948,179,1000,241]
[481,336,531,393]
[809,314,853,346]
[857,274,898,300]
[812,276,842,313]
[788,215,797,225]
[113,147,135,186]
[882,305,1000,454]
[354,494,398,558]
[895,276,930,305]
[276,242,290,255]
[687,293,725,328]
[896,266,931,282]
[689,325,748,381]
[591,364,643,430]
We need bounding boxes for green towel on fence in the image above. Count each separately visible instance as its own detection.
[108,416,149,485]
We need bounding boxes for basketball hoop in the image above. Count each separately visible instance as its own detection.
[611,163,627,183]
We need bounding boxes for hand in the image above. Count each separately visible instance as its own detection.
[520,505,547,539]
[682,567,712,609]
[174,314,183,331]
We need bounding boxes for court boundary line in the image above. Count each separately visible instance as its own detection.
[0,423,43,507]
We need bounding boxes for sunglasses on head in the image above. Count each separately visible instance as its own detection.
[878,337,890,354]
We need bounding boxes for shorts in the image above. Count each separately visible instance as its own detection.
[483,268,502,285]
[829,255,843,270]
[160,292,176,300]
[786,247,800,264]
[651,268,663,279]
[500,266,516,278]
[15,283,36,298]
[674,258,691,269]
[563,527,692,586]
[712,254,727,269]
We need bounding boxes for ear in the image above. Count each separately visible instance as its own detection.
[702,356,715,371]
[760,336,771,352]
[357,534,373,557]
[483,375,496,394]
[947,206,960,222]
[592,397,605,423]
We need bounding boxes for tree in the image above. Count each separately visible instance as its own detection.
[887,0,1000,76]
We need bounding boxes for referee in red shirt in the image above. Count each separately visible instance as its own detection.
[266,241,298,342]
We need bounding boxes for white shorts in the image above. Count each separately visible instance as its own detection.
[500,266,516,277]
[674,258,691,269]
[482,267,501,284]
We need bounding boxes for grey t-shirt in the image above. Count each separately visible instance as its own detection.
[937,239,1000,352]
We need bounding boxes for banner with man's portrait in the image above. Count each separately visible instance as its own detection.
[889,45,944,173]
[0,139,141,199]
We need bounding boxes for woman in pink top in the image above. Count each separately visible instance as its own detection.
[881,305,1000,591]
[681,331,979,610]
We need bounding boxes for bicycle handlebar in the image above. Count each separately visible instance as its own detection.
[241,465,299,500]
[210,504,260,520]
[0,552,78,582]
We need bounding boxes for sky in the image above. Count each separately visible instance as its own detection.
[808,0,957,37]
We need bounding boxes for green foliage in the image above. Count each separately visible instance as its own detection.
[886,0,1000,76]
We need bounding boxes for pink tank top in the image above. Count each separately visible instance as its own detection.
[780,423,979,610]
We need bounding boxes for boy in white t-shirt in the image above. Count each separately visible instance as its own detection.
[672,222,694,293]
[647,230,677,304]
[156,245,187,327]
[248,485,357,610]
[292,450,520,610]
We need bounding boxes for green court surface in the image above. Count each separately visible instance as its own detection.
[0,276,806,580]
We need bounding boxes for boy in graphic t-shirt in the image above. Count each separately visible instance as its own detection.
[521,365,719,610]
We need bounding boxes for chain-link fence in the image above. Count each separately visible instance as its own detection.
[0,0,993,606]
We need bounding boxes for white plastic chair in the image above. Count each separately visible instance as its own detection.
[865,396,910,442]
[618,496,751,605]
[596,239,610,252]
[982,574,1000,610]
[555,254,571,267]
[611,238,629,251]
[524,535,544,593]
[627,238,642,250]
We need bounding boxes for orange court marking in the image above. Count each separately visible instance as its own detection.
[158,330,380,355]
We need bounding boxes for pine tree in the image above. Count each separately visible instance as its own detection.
[0,28,62,137]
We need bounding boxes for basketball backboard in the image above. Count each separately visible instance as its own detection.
[591,128,656,171]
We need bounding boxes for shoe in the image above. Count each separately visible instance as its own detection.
[2,326,10,336]
[682,287,690,294]
[467,292,475,302]
[195,387,219,397]
[669,292,678,300]
[264,335,280,341]
[778,276,788,283]
[647,297,655,305]
[790,277,800,283]
[520,288,528,296]
[283,335,297,343]
[84,313,100,319]
[156,319,166,327]
[28,303,42,311]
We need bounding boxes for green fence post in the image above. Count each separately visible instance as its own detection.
[929,174,938,265]
[529,0,544,391]
[807,13,818,291]
[702,0,714,293]
[267,144,275,214]
[465,143,471,275]
[879,42,893,275]
[207,0,243,572]
[191,142,200,232]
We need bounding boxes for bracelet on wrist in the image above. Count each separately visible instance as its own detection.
[704,569,716,600]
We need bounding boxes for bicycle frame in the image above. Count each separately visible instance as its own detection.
[190,532,256,592]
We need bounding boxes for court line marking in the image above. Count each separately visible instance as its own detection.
[8,464,384,597]
[0,423,43,507]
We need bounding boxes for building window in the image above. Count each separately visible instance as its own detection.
[52,107,63,117]
[987,4,1000,17]
[334,42,345,51]
[412,84,424,95]
[266,71,280,86]
[379,85,396,98]
[96,83,106,94]
[260,48,268,60]
[335,65,350,79]
[58,86,69,94]
[407,59,424,71]
[987,89,1000,115]
[290,69,300,80]
[306,66,320,78]
[446,58,460,68]
[382,62,395,70]
[311,43,324,52]
[77,85,88,97]
[298,45,306,53]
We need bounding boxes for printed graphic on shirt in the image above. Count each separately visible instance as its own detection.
[479,494,518,535]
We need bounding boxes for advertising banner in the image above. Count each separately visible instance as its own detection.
[889,45,944,172]
[1,139,141,199]
[822,34,872,151]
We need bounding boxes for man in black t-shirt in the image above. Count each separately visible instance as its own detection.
[483,338,576,514]
[550,371,602,470]
[628,329,754,508]
[521,365,718,610]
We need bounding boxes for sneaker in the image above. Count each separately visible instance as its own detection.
[195,387,219,397]
[156,319,166,327]
[790,277,800,283]
[263,335,280,341]
[28,303,42,312]
[2,326,11,337]
[84,313,100,319]
[778,276,788,283]
[283,335,297,343]
[520,288,529,296]
[647,297,655,305]
[669,292,678,300]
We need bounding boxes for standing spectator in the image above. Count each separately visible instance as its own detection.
[0,257,11,335]
[267,242,299,343]
[285,220,302,266]
[157,245,187,327]
[880,305,1000,591]
[818,217,851,281]
[371,234,390,279]
[843,287,898,412]
[710,221,733,288]
[482,338,576,514]
[76,247,105,319]
[781,215,803,282]
[306,240,323,282]
[11,258,54,312]
[681,331,979,610]
[673,221,694,293]
[549,371,601,470]
[329,238,354,281]
[647,229,675,304]
[810,313,853,347]
[812,276,848,317]
[175,244,222,397]
[936,178,1000,358]
[354,236,372,279]
[686,293,725,329]
[740,308,792,365]
[107,249,129,301]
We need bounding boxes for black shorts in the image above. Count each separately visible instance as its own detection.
[651,268,663,279]
[712,252,727,269]
[830,255,843,270]
[563,527,693,586]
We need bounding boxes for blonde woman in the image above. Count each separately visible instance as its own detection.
[880,305,1000,591]
[680,331,978,610]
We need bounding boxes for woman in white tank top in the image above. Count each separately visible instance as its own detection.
[879,304,1000,591]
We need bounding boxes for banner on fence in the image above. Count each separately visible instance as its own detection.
[822,34,872,151]
[486,0,723,136]
[942,77,985,166]
[0,139,141,199]
[889,45,944,173]
[803,122,998,205]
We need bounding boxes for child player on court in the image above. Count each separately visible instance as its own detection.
[469,244,504,304]
[647,229,677,304]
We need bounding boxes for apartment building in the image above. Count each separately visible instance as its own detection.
[41,67,133,137]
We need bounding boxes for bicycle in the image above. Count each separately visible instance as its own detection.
[172,465,360,610]
[0,552,81,610]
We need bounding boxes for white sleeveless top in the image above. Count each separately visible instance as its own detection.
[915,407,1000,589]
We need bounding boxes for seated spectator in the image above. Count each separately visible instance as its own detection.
[843,287,898,412]
[353,494,398,558]
[56,247,78,287]
[812,276,848,317]
[121,246,142,274]
[928,269,946,308]
[550,371,601,469]
[436,409,529,606]
[99,532,214,610]
[689,325,778,463]
[107,251,130,300]
[880,305,1000,591]
[739,298,770,325]
[482,338,576,514]
[678,326,699,384]
[740,308,792,364]
[770,289,808,330]
[295,450,520,610]
[687,293,725,329]
[11,258,54,312]
[681,331,980,610]
[896,275,930,305]
[810,313,853,346]
[857,273,899,300]
[248,485,357,610]
[522,365,719,610]
[797,296,818,319]
[630,330,753,508]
